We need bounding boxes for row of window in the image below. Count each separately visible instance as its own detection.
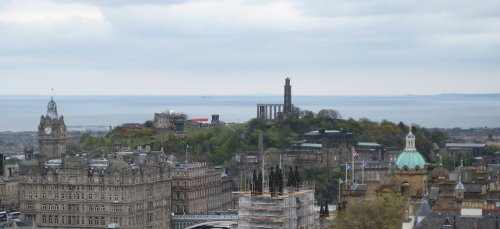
[41,215,106,225]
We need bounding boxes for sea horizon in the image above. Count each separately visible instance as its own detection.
[2,94,500,132]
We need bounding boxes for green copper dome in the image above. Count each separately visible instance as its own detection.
[395,151,426,169]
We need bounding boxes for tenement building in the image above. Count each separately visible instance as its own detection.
[19,152,172,229]
[170,162,233,214]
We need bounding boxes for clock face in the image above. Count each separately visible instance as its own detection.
[44,127,52,135]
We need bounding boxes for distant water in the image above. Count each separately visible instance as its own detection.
[1,94,499,132]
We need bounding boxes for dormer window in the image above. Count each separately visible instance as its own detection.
[443,217,451,226]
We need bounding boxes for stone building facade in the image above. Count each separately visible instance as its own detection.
[19,152,172,229]
[170,162,233,214]
[38,98,66,160]
[393,127,428,201]
[153,112,173,129]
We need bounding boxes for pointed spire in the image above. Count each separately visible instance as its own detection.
[456,167,465,190]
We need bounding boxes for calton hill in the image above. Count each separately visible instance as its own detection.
[68,107,500,203]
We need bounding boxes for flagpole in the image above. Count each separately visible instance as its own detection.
[338,179,342,205]
[185,144,188,163]
[352,147,355,184]
[345,164,348,184]
[362,161,365,184]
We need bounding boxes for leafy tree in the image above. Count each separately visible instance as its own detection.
[431,130,446,147]
[317,109,342,119]
[264,148,281,167]
[333,194,406,229]
[441,156,455,170]
[144,120,154,128]
[464,157,477,166]
[488,146,500,155]
[397,121,406,131]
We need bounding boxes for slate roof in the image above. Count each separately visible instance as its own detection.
[351,183,367,191]
[414,209,500,229]
[446,143,486,148]
[463,184,484,193]
[415,198,432,225]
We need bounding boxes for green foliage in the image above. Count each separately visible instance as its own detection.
[333,194,406,229]
[6,157,21,164]
[488,146,500,155]
[303,167,336,202]
[441,156,455,170]
[464,157,476,166]
[109,128,153,139]
[431,130,447,147]
[144,120,154,128]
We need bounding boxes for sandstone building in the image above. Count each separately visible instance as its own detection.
[20,152,173,229]
[170,161,233,214]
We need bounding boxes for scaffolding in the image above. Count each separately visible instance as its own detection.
[238,182,317,229]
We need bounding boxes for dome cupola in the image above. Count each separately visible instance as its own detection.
[395,125,426,170]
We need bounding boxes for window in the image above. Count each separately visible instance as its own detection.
[443,218,452,226]
[42,215,47,223]
[42,204,47,210]
[54,216,58,224]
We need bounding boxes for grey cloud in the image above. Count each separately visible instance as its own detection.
[53,0,188,7]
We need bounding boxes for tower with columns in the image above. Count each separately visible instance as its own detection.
[256,78,293,121]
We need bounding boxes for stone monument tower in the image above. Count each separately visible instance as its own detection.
[283,77,292,114]
[38,97,66,160]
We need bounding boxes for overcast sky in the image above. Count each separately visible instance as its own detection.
[1,0,499,95]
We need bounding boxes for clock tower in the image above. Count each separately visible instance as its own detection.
[38,97,66,160]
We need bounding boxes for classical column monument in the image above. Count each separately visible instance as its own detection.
[38,98,66,160]
[256,78,293,121]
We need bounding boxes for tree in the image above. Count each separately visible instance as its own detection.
[317,109,342,119]
[431,130,446,147]
[333,194,406,229]
[144,120,154,128]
